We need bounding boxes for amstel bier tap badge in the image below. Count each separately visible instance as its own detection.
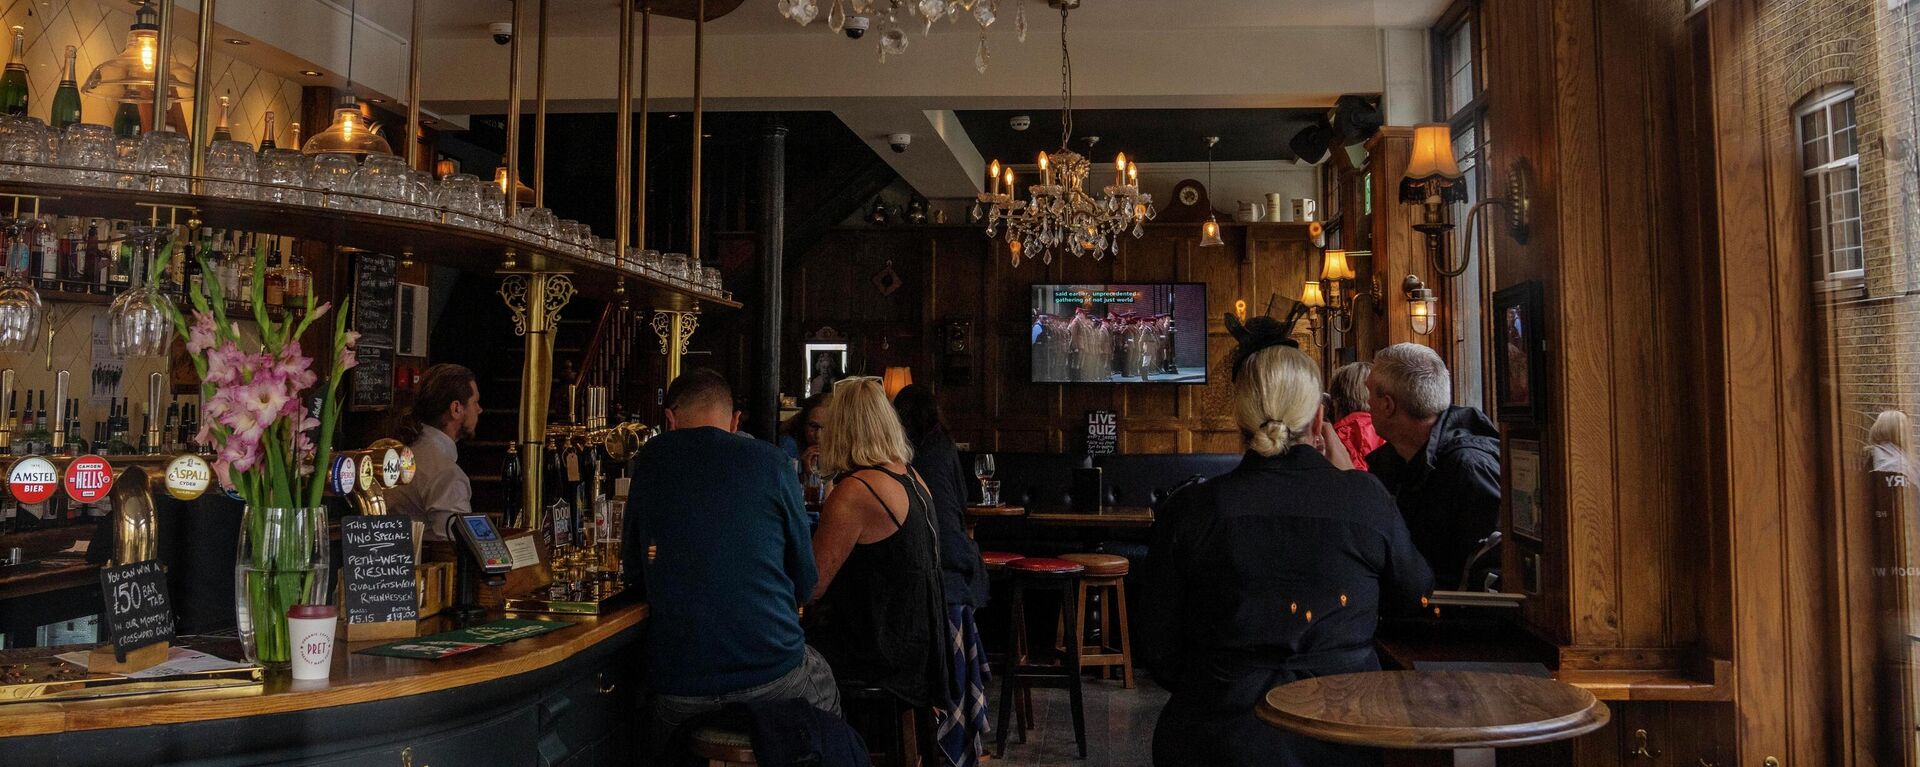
[8,456,58,504]
[62,455,114,504]
[165,454,212,501]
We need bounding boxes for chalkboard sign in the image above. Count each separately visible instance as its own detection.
[341,515,418,626]
[349,253,397,411]
[1085,410,1118,456]
[98,560,175,661]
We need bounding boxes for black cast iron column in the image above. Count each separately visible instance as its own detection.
[754,121,788,441]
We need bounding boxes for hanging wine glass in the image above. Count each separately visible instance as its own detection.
[0,217,42,353]
[106,225,175,357]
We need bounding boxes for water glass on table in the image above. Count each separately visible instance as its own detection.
[981,480,1002,507]
[974,453,997,504]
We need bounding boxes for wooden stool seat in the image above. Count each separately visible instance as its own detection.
[1059,552,1130,576]
[981,550,1025,569]
[1006,557,1086,576]
[690,725,757,765]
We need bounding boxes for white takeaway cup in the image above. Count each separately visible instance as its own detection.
[287,604,338,680]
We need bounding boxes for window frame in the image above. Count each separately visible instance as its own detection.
[1795,85,1864,286]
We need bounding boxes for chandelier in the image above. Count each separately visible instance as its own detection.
[973,3,1153,264]
[778,0,1028,69]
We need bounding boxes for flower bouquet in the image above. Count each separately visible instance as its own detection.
[161,239,358,667]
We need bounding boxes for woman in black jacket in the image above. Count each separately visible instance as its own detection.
[1139,315,1436,767]
[892,383,992,766]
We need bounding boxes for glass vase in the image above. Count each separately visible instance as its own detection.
[234,506,329,668]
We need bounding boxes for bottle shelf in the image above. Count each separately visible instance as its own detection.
[0,174,740,313]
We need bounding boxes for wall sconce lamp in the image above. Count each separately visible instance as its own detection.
[1316,249,1382,333]
[1400,123,1533,279]
[1402,274,1438,335]
[883,366,914,399]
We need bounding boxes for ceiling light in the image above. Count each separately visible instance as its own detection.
[302,0,392,157]
[368,97,385,104]
[83,0,194,102]
[300,70,322,77]
[223,38,248,46]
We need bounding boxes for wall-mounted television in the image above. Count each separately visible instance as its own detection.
[1030,283,1209,384]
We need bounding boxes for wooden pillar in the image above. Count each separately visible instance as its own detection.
[753,121,787,441]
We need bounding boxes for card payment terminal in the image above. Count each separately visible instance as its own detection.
[450,513,513,618]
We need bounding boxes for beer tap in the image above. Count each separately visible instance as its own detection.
[143,373,163,455]
[48,370,66,456]
[0,368,15,456]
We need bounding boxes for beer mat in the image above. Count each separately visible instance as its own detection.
[356,619,573,660]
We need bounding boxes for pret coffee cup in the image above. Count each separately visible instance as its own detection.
[287,604,338,680]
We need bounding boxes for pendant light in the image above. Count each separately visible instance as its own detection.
[1200,136,1224,248]
[82,1,193,103]
[302,0,392,157]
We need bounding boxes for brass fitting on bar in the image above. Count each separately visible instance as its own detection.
[49,370,66,455]
[145,373,164,455]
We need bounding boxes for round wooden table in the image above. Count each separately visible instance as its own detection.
[1258,671,1609,766]
[963,504,1025,539]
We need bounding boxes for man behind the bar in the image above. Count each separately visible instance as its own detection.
[1365,343,1502,589]
[387,363,481,542]
[623,368,839,745]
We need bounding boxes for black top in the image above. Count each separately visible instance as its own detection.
[1140,447,1435,767]
[1365,405,1502,588]
[911,427,990,608]
[812,465,951,707]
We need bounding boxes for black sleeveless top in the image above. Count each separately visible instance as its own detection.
[813,465,950,707]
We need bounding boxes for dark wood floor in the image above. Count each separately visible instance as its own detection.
[983,674,1168,767]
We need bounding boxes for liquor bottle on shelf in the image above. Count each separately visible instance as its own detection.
[107,227,130,289]
[259,112,277,152]
[0,27,29,117]
[60,217,80,283]
[137,412,150,454]
[234,233,254,309]
[83,219,102,285]
[51,46,80,131]
[67,398,84,455]
[163,401,178,452]
[283,243,311,311]
[212,93,232,143]
[263,238,286,308]
[31,217,55,288]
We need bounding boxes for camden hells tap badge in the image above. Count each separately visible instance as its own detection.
[164,454,212,501]
[62,455,114,505]
[8,456,58,504]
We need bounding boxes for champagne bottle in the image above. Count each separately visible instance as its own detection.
[0,27,29,117]
[212,93,232,142]
[113,102,142,139]
[259,111,277,152]
[50,46,81,130]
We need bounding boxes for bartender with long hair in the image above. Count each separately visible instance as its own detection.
[386,364,483,541]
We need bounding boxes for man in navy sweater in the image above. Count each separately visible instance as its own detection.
[623,368,839,742]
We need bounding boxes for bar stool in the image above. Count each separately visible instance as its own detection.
[996,557,1087,759]
[839,684,924,767]
[980,551,1025,571]
[1059,552,1135,689]
[690,725,757,766]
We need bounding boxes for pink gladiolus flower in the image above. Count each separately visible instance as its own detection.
[212,460,233,490]
[186,312,217,355]
[308,302,331,322]
[219,436,260,473]
[339,330,361,371]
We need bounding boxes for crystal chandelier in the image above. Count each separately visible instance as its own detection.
[777,0,1028,70]
[974,3,1152,264]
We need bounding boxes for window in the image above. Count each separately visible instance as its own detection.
[1442,18,1479,117]
[1798,86,1864,282]
[1434,0,1490,409]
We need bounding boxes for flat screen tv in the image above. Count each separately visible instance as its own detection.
[1029,283,1209,384]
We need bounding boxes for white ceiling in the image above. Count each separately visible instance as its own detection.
[414,0,1450,40]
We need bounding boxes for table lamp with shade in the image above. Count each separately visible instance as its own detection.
[883,367,914,399]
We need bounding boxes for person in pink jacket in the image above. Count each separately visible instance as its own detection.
[1328,362,1385,471]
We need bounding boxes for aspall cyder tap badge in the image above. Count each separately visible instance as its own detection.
[165,454,212,501]
[8,456,58,504]
[63,455,114,504]
[380,448,402,488]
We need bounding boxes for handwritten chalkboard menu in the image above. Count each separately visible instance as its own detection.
[98,560,175,660]
[350,252,398,410]
[1085,410,1118,456]
[341,516,418,626]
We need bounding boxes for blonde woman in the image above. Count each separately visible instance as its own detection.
[1868,410,1918,484]
[809,377,951,721]
[1139,315,1435,767]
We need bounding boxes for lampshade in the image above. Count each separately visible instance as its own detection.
[435,159,457,179]
[495,165,535,205]
[1401,123,1467,204]
[302,98,392,157]
[883,367,914,399]
[1200,217,1224,248]
[1321,249,1355,281]
[1300,281,1325,309]
[82,1,193,102]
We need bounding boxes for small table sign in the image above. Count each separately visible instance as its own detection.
[341,515,420,642]
[93,559,176,672]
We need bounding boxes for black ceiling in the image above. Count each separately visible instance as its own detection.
[954,108,1329,165]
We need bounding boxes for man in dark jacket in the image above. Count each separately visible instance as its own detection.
[1364,343,1502,589]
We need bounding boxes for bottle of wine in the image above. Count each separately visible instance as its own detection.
[0,27,29,117]
[259,111,277,152]
[112,101,142,139]
[283,242,311,311]
[212,93,232,142]
[50,46,80,130]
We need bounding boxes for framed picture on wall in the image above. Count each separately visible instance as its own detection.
[1508,437,1543,542]
[1492,280,1547,425]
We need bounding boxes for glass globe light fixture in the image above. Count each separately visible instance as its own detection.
[302,96,392,157]
[82,1,194,102]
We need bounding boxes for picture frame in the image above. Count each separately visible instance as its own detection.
[1492,280,1547,425]
[1508,437,1543,542]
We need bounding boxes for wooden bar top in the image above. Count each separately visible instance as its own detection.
[1025,506,1155,527]
[0,601,649,739]
[1257,670,1611,749]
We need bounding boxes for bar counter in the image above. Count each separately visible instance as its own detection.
[2,602,650,766]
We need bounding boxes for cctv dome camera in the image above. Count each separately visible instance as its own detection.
[489,21,513,46]
[845,16,870,39]
[888,133,912,153]
[1009,115,1031,131]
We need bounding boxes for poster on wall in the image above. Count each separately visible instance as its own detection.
[1509,438,1542,541]
[1086,410,1119,456]
[89,315,123,406]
